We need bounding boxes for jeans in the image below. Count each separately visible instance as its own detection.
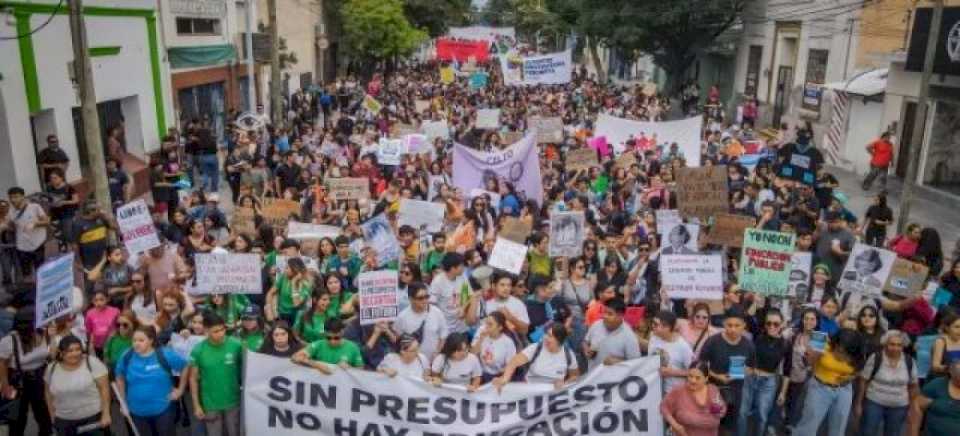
[133,405,177,436]
[53,413,104,436]
[737,372,779,436]
[15,247,45,280]
[860,398,908,436]
[202,406,241,436]
[794,378,853,436]
[862,165,888,191]
[198,153,220,193]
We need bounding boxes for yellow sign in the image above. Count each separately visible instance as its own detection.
[440,67,455,84]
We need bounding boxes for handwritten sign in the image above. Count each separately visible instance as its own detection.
[705,213,756,247]
[500,217,532,243]
[566,148,599,172]
[488,237,528,275]
[676,166,729,220]
[661,255,723,300]
[398,199,446,233]
[193,253,263,294]
[377,138,403,166]
[327,178,370,201]
[883,258,929,297]
[738,229,796,296]
[357,270,400,325]
[36,254,75,328]
[116,199,160,254]
[529,116,563,143]
[231,207,257,237]
[476,109,500,130]
[414,100,430,114]
[286,221,340,240]
[261,198,301,230]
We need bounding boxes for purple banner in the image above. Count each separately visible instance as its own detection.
[452,134,543,205]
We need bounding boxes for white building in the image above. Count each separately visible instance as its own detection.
[0,0,175,194]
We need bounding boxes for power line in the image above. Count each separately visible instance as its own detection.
[0,0,65,41]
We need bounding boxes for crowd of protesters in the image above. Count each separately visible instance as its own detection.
[0,57,957,436]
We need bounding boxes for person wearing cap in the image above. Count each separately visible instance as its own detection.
[234,305,265,351]
[815,210,855,288]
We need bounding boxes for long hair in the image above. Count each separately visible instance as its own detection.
[298,289,330,334]
[260,321,302,354]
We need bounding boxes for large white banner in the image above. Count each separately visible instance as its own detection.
[594,114,703,167]
[116,199,161,255]
[501,50,573,86]
[244,352,664,436]
[448,26,515,42]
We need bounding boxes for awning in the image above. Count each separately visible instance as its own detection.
[168,44,236,69]
[823,68,888,96]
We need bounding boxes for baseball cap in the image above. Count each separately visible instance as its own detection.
[240,305,261,320]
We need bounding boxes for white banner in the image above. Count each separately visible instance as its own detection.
[476,109,501,130]
[488,237,528,275]
[594,114,703,167]
[399,199,446,233]
[522,50,572,85]
[448,26,516,42]
[244,352,664,436]
[286,222,341,240]
[192,253,263,294]
[549,211,585,257]
[116,199,160,255]
[357,270,399,325]
[661,255,724,300]
[36,254,75,328]
[423,120,450,141]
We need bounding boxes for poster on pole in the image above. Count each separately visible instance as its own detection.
[488,237,528,275]
[357,270,400,325]
[529,116,564,143]
[738,229,796,296]
[838,243,897,297]
[566,148,599,172]
[883,258,929,297]
[116,199,160,255]
[676,166,729,220]
[787,252,813,298]
[362,214,400,266]
[35,254,75,328]
[192,253,263,294]
[398,199,446,233]
[476,109,501,130]
[243,351,664,436]
[705,213,756,247]
[327,178,370,201]
[548,211,585,257]
[286,221,341,240]
[661,254,723,300]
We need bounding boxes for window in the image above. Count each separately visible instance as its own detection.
[802,49,829,112]
[745,45,762,97]
[176,17,220,35]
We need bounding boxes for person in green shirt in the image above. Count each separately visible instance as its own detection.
[293,318,363,371]
[103,311,137,371]
[911,360,960,436]
[526,232,553,278]
[294,291,332,343]
[322,236,362,285]
[421,233,447,276]
[189,312,244,436]
[323,273,356,319]
[267,257,312,325]
[234,305,265,351]
[205,293,249,332]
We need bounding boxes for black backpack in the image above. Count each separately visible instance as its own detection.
[867,352,914,383]
[120,347,175,381]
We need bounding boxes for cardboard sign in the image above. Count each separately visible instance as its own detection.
[327,177,370,201]
[548,211,585,257]
[357,270,400,325]
[738,229,796,296]
[705,213,756,247]
[116,199,160,254]
[500,217,532,243]
[529,116,563,143]
[838,243,897,297]
[476,109,501,130]
[192,253,263,294]
[883,258,929,297]
[676,166,729,220]
[488,237,528,275]
[286,221,340,240]
[566,148,599,172]
[392,123,418,138]
[661,255,724,300]
[231,207,257,237]
[414,99,431,114]
[36,254,75,328]
[398,199,446,233]
[261,198,301,229]
[616,152,638,169]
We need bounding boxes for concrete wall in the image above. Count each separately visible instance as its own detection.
[257,0,323,94]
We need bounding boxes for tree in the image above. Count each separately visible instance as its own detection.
[404,0,472,38]
[340,0,428,77]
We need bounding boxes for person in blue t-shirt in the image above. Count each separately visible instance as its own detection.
[115,326,189,435]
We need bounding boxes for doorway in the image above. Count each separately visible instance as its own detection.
[773,66,794,127]
[896,102,920,178]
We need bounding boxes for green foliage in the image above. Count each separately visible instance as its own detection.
[404,0,472,37]
[341,0,428,61]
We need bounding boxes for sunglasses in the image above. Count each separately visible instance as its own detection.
[117,322,132,328]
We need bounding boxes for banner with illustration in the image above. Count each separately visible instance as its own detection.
[452,133,543,204]
[244,352,664,436]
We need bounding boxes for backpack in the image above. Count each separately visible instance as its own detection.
[120,347,175,381]
[514,342,574,382]
[868,352,914,383]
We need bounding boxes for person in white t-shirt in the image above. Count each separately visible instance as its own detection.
[583,299,642,370]
[44,335,111,434]
[494,324,579,390]
[2,187,49,277]
[393,283,448,360]
[378,335,429,380]
[648,310,694,394]
[466,273,530,336]
[470,312,517,382]
[428,253,470,334]
[429,332,482,391]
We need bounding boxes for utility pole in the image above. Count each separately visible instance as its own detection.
[245,0,256,111]
[68,0,112,215]
[897,0,943,233]
[268,0,283,128]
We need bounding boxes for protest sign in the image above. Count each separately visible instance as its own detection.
[566,148,599,172]
[787,252,813,298]
[884,258,929,297]
[327,178,370,201]
[705,213,756,247]
[595,114,703,168]
[676,166,729,220]
[655,210,681,235]
[275,255,320,275]
[261,198,301,229]
[588,136,610,157]
[362,214,400,266]
[286,221,340,240]
[439,67,455,84]
[500,217,532,243]
[377,138,403,166]
[452,134,543,204]
[192,253,262,294]
[362,94,382,113]
[476,109,501,129]
[501,131,524,145]
[357,270,400,325]
[660,223,700,255]
[116,199,160,254]
[448,25,516,42]
[35,254,75,328]
[398,199,446,233]
[529,116,564,143]
[414,99,430,114]
[548,211,585,257]
[838,243,896,297]
[661,255,723,300]
[521,50,573,85]
[427,175,446,202]
[469,71,488,89]
[488,237,528,275]
[738,229,796,296]
[244,351,664,436]
[435,38,490,62]
[403,134,431,156]
[231,207,257,237]
[617,151,638,169]
[422,120,450,141]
